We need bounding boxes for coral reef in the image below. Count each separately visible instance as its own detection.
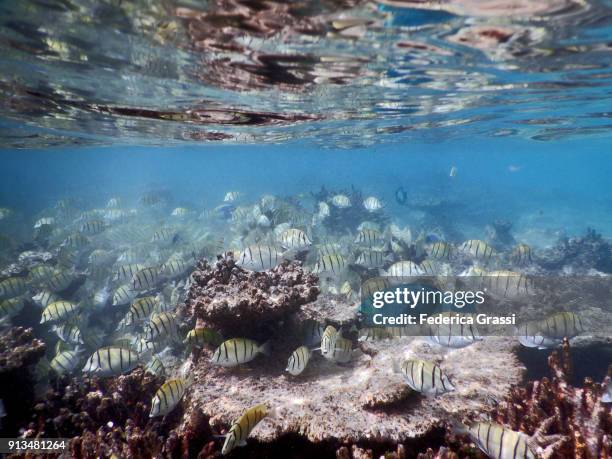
[492,339,612,459]
[485,219,516,249]
[183,256,319,337]
[17,368,212,458]
[537,228,612,273]
[0,326,46,436]
[183,336,524,445]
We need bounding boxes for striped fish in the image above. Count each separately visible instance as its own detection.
[320,325,339,359]
[0,277,27,300]
[62,233,89,250]
[82,346,141,377]
[160,258,189,278]
[425,313,482,349]
[428,241,454,260]
[144,312,178,341]
[385,260,423,277]
[329,336,353,363]
[224,191,241,202]
[106,197,121,208]
[41,301,80,323]
[132,267,160,291]
[112,284,136,306]
[355,249,387,268]
[45,271,76,292]
[311,253,347,275]
[363,196,383,212]
[0,296,25,318]
[50,350,82,376]
[134,337,167,354]
[360,276,391,298]
[184,327,224,348]
[211,338,270,367]
[511,243,533,265]
[539,311,584,341]
[286,345,311,376]
[151,227,178,245]
[89,249,114,266]
[28,265,57,285]
[459,239,495,262]
[34,217,55,228]
[130,296,158,321]
[171,207,190,217]
[483,271,532,298]
[236,245,284,272]
[113,263,145,282]
[278,228,312,250]
[53,323,83,344]
[419,259,442,276]
[515,320,559,350]
[222,404,270,455]
[457,422,536,459]
[354,229,384,247]
[79,219,106,235]
[150,377,191,417]
[392,359,454,395]
[331,194,351,208]
[145,356,165,377]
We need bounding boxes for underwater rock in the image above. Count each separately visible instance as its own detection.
[183,256,319,338]
[485,219,516,249]
[0,326,46,436]
[296,292,359,326]
[183,337,524,446]
[537,228,612,273]
[493,339,612,458]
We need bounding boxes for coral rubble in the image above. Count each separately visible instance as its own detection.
[0,326,46,436]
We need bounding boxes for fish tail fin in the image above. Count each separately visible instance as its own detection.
[391,358,401,374]
[259,340,272,356]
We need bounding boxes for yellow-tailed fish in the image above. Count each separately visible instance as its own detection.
[145,312,178,341]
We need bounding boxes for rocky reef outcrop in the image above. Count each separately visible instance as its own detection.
[183,256,319,337]
[537,228,612,274]
[0,326,46,436]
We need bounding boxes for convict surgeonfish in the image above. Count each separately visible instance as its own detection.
[171,207,190,218]
[392,359,454,395]
[184,327,223,348]
[106,197,121,208]
[222,404,273,455]
[28,265,57,285]
[145,312,178,342]
[510,243,533,265]
[236,245,285,272]
[278,228,312,251]
[354,229,385,247]
[132,267,160,291]
[223,191,241,203]
[151,227,179,245]
[0,277,27,300]
[363,196,383,212]
[145,356,165,377]
[328,336,354,363]
[53,323,83,345]
[384,260,424,278]
[34,217,55,229]
[112,283,136,306]
[330,194,351,208]
[301,319,325,347]
[452,421,536,459]
[320,325,339,359]
[40,300,80,323]
[160,258,190,279]
[360,276,391,298]
[355,249,387,268]
[82,346,141,377]
[150,377,192,417]
[311,253,347,275]
[482,270,533,298]
[428,241,454,260]
[424,313,482,349]
[536,311,584,342]
[0,296,25,318]
[44,270,77,292]
[50,349,82,376]
[79,219,106,235]
[358,327,393,342]
[458,239,496,262]
[515,320,560,350]
[211,338,270,367]
[286,345,311,376]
